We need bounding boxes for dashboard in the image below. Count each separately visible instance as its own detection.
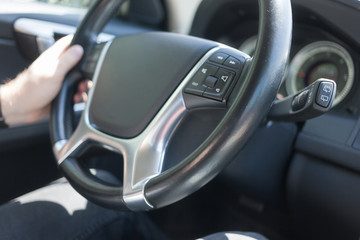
[186,0,360,238]
[190,0,360,111]
[189,0,360,168]
[239,33,355,107]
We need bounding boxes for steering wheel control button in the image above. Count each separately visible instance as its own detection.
[184,63,219,96]
[316,82,334,108]
[209,52,229,64]
[217,68,234,84]
[292,90,309,111]
[203,69,235,101]
[184,50,247,101]
[184,74,207,95]
[204,87,224,101]
[224,57,241,69]
[204,80,227,101]
[184,82,207,95]
[204,75,218,88]
[199,63,219,76]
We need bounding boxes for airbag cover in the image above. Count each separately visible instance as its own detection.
[89,32,217,138]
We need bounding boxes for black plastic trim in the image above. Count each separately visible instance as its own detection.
[296,130,360,174]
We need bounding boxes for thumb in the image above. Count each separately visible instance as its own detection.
[56,45,84,78]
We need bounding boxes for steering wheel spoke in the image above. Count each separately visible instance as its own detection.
[53,120,88,165]
[75,46,195,209]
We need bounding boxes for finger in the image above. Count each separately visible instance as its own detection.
[78,80,88,92]
[81,92,88,102]
[56,45,84,78]
[78,79,93,92]
[73,92,88,103]
[44,35,74,58]
[86,80,93,90]
[73,92,83,103]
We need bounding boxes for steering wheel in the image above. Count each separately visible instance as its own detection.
[50,0,292,211]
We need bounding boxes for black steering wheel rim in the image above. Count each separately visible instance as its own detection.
[50,0,292,211]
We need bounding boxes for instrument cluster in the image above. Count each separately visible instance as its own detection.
[238,36,355,107]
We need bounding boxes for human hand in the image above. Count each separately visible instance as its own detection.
[0,35,84,126]
[73,80,93,104]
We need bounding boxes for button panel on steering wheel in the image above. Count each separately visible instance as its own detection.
[184,49,247,102]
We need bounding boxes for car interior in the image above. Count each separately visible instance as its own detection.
[0,0,359,239]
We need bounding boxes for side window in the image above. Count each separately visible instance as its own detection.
[30,0,95,8]
[10,0,166,30]
[13,0,165,27]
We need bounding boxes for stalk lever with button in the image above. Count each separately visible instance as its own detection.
[268,79,336,121]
